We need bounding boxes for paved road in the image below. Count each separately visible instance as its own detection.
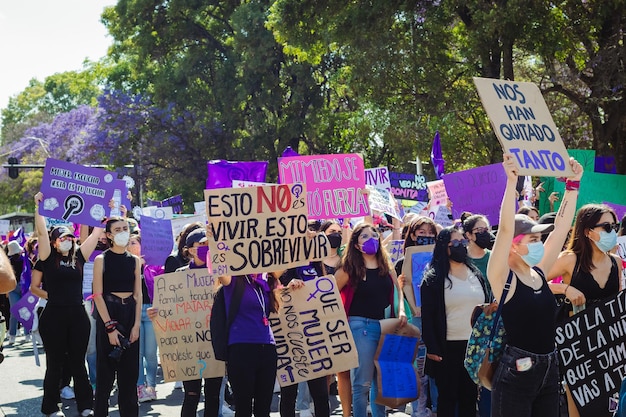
[0,335,352,417]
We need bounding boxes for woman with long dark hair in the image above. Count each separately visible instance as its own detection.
[31,191,101,417]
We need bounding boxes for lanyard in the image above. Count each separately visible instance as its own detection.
[246,275,268,326]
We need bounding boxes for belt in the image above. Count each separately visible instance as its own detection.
[104,294,135,305]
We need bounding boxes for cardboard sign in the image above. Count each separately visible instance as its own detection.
[365,167,391,190]
[39,158,130,227]
[277,153,370,219]
[374,333,420,407]
[386,240,405,265]
[556,291,626,417]
[443,163,508,226]
[473,77,574,177]
[271,276,358,386]
[152,269,225,382]
[140,216,174,266]
[402,246,434,310]
[204,184,329,275]
[389,172,428,202]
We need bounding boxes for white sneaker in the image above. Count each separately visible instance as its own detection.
[46,411,65,417]
[24,333,31,343]
[222,405,235,416]
[299,410,314,417]
[174,381,183,389]
[60,385,75,399]
[7,335,15,345]
[80,410,94,417]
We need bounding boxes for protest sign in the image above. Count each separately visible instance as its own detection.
[152,269,225,382]
[140,216,174,266]
[389,172,428,201]
[206,160,269,189]
[402,245,434,313]
[386,240,405,265]
[39,158,130,227]
[148,195,184,214]
[170,214,207,241]
[270,276,358,387]
[365,167,391,190]
[142,206,174,220]
[617,237,626,286]
[277,153,370,220]
[194,201,206,215]
[367,186,400,219]
[556,291,626,417]
[433,206,454,227]
[10,291,38,333]
[443,163,508,226]
[0,220,9,235]
[473,77,574,177]
[374,333,419,407]
[232,180,273,188]
[604,202,626,220]
[204,184,329,275]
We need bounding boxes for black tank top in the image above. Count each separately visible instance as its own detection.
[502,268,556,354]
[103,250,136,293]
[570,256,619,305]
[349,268,393,320]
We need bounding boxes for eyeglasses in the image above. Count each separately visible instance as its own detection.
[593,223,619,233]
[472,227,489,234]
[359,232,379,240]
[449,239,469,248]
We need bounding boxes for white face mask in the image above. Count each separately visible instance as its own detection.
[113,231,130,247]
[58,240,73,253]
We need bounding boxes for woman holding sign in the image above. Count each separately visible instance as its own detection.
[31,192,102,417]
[335,223,407,417]
[487,154,582,417]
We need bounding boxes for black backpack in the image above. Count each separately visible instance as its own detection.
[210,277,245,361]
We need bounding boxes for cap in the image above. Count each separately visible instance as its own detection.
[514,214,554,237]
[538,212,557,225]
[6,241,22,257]
[185,228,207,247]
[50,226,74,241]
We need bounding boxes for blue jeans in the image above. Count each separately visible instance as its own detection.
[138,304,158,387]
[8,285,22,336]
[491,345,559,417]
[349,317,385,417]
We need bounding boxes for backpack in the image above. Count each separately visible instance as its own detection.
[210,277,245,361]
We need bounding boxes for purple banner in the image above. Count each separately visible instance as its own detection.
[147,195,183,214]
[389,172,428,201]
[39,158,130,227]
[442,163,507,226]
[603,202,626,220]
[595,156,617,174]
[206,160,269,189]
[140,216,174,266]
[10,291,38,333]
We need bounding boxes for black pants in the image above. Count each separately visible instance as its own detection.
[39,304,93,414]
[280,376,330,417]
[182,377,223,417]
[227,344,277,417]
[94,297,139,417]
[434,340,478,417]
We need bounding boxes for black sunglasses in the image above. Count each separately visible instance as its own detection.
[593,223,619,233]
[449,239,469,248]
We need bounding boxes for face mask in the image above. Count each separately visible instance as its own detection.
[361,238,379,255]
[474,231,494,250]
[449,245,468,263]
[196,246,209,263]
[327,233,342,249]
[414,236,436,246]
[113,231,130,247]
[520,241,544,267]
[58,240,73,253]
[593,230,617,252]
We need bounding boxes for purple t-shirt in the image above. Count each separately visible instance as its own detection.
[224,276,275,345]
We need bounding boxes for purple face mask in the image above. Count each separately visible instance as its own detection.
[196,246,209,262]
[361,238,379,255]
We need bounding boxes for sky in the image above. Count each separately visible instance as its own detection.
[0,0,117,110]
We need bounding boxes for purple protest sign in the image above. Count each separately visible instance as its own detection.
[603,202,626,220]
[206,160,269,189]
[443,163,507,226]
[389,172,428,201]
[39,158,130,227]
[277,153,370,219]
[10,291,38,333]
[140,216,175,266]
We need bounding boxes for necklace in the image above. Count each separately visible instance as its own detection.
[246,276,268,326]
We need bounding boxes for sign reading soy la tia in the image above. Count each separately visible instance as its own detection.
[204,184,329,275]
[270,275,358,387]
[277,153,370,220]
[473,77,574,177]
[152,269,225,382]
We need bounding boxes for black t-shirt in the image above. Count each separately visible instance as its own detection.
[103,250,136,293]
[35,249,86,306]
[349,268,393,320]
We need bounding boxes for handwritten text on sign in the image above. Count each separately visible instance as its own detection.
[204,184,329,275]
[152,270,225,382]
[556,291,626,417]
[473,77,574,177]
[277,153,370,220]
[270,276,358,387]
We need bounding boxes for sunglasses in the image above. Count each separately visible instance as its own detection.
[449,239,469,248]
[593,223,619,233]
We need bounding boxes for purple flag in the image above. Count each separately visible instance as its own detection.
[10,291,39,333]
[206,160,269,189]
[430,131,445,180]
[10,227,26,247]
[281,146,300,158]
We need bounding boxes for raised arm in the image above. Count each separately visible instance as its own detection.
[34,192,51,261]
[78,226,104,260]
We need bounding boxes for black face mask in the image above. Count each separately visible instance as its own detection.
[474,231,495,250]
[449,245,468,263]
[327,233,342,249]
[96,241,110,251]
[414,236,436,246]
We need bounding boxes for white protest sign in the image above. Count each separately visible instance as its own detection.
[473,77,574,177]
[271,276,358,386]
[366,185,400,219]
[152,269,225,382]
[232,180,273,188]
[194,201,206,215]
[0,220,11,235]
[365,167,391,190]
[170,214,207,240]
[142,205,174,220]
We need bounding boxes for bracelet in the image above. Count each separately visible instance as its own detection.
[565,180,580,191]
[342,223,350,229]
[564,283,570,297]
[105,320,118,333]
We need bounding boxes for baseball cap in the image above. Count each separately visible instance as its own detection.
[50,226,74,241]
[6,241,22,257]
[514,214,554,237]
[185,228,207,247]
